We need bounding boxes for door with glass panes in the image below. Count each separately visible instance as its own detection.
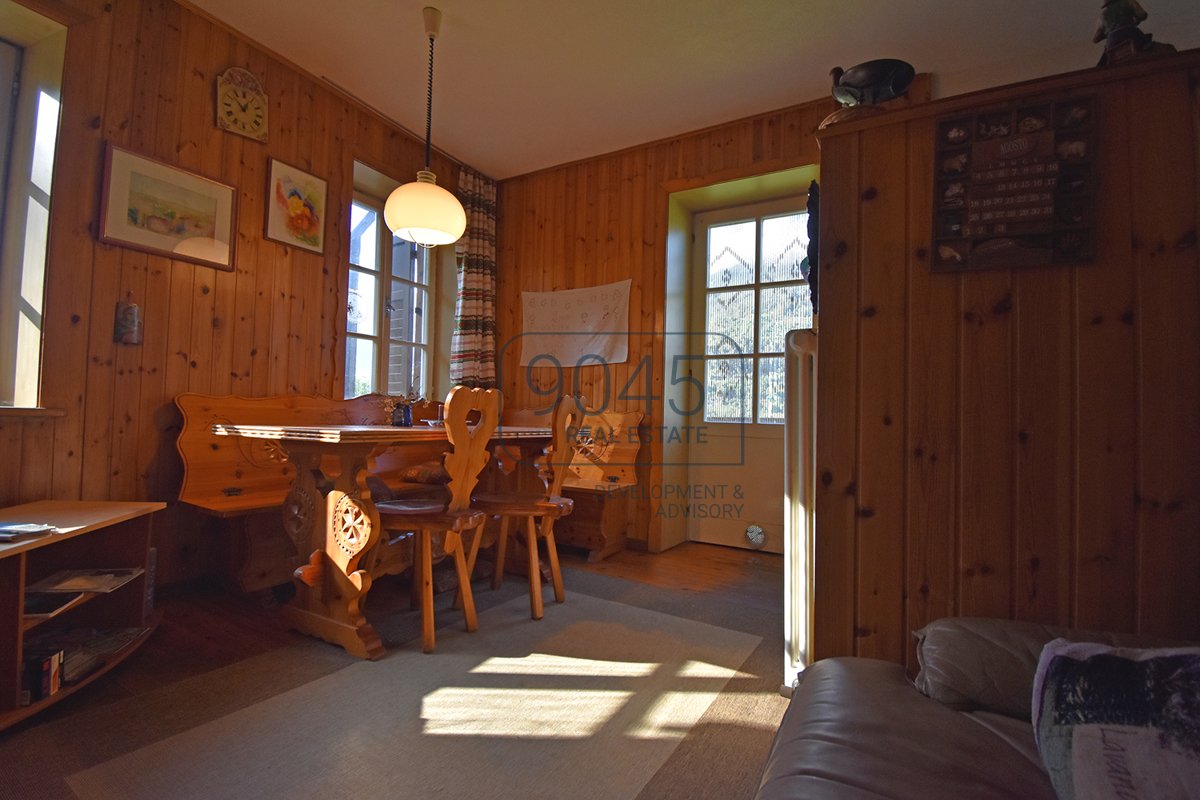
[686,197,813,552]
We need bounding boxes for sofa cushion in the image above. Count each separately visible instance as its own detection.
[913,617,1187,720]
[914,617,1065,719]
[1032,639,1200,800]
[964,710,1046,770]
[754,657,1057,800]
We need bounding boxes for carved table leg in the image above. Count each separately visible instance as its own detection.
[277,442,386,660]
[281,450,322,557]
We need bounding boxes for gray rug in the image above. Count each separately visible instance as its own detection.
[66,592,761,800]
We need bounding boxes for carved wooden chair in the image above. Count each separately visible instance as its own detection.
[374,385,499,653]
[470,394,582,620]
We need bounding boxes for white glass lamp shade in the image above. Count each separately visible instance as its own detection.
[384,169,467,246]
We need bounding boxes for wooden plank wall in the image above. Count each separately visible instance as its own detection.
[494,81,936,550]
[0,0,457,582]
[494,87,932,547]
[814,54,1200,670]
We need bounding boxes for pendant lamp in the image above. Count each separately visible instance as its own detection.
[384,6,466,247]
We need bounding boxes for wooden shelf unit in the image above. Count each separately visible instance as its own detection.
[0,500,163,731]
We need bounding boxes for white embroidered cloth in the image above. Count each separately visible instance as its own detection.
[520,279,631,366]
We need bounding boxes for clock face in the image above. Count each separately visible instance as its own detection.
[215,68,268,142]
[220,87,265,134]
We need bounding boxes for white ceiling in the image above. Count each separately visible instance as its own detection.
[185,0,1200,180]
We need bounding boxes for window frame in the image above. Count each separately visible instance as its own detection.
[691,195,813,426]
[0,15,65,411]
[344,190,432,400]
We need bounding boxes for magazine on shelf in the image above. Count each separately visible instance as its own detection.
[0,523,57,543]
[23,591,85,619]
[23,626,152,686]
[0,522,57,534]
[25,567,144,594]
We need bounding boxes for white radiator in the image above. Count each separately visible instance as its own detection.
[783,328,817,693]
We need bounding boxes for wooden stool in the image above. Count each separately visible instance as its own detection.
[470,394,582,620]
[375,386,499,652]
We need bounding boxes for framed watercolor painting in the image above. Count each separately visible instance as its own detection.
[99,144,236,271]
[265,158,327,254]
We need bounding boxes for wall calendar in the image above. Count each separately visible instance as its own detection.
[932,93,1096,272]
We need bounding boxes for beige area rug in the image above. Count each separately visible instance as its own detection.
[67,592,760,800]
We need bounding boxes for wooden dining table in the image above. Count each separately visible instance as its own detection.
[211,422,552,659]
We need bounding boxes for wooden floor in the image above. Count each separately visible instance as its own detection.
[562,541,783,610]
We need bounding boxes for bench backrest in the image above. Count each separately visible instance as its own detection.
[564,409,643,490]
[175,392,443,516]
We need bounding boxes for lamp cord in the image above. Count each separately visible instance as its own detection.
[424,35,435,170]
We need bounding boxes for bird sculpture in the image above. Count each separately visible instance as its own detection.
[830,59,916,107]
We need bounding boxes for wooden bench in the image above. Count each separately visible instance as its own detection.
[554,409,643,561]
[175,392,444,590]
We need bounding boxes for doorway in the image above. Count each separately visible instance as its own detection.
[683,197,813,552]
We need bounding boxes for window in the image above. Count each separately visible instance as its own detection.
[0,11,65,408]
[700,206,813,424]
[344,194,430,399]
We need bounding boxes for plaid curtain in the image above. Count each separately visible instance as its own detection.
[451,167,497,388]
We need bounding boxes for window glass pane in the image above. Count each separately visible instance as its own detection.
[391,237,427,285]
[705,289,754,355]
[350,202,379,271]
[32,91,60,195]
[704,358,751,423]
[706,220,755,288]
[347,270,378,336]
[758,284,813,353]
[757,357,786,424]
[390,283,427,344]
[344,336,377,398]
[387,344,425,398]
[761,213,808,283]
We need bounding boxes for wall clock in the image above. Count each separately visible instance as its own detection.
[215,67,268,142]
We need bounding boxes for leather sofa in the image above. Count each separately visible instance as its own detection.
[754,617,1185,799]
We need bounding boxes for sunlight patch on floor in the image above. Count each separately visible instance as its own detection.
[627,690,721,740]
[425,653,753,741]
[688,691,789,728]
[469,653,659,677]
[630,690,785,739]
[677,660,739,679]
[422,687,632,737]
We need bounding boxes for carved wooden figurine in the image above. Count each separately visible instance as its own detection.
[1093,0,1175,66]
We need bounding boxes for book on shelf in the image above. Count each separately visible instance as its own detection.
[23,591,85,619]
[23,626,152,686]
[25,567,144,594]
[62,650,103,686]
[21,648,63,703]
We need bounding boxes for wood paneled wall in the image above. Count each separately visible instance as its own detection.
[814,54,1200,670]
[495,81,934,549]
[0,0,457,579]
[495,91,923,547]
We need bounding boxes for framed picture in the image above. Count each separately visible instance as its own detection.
[100,144,236,271]
[265,158,327,254]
